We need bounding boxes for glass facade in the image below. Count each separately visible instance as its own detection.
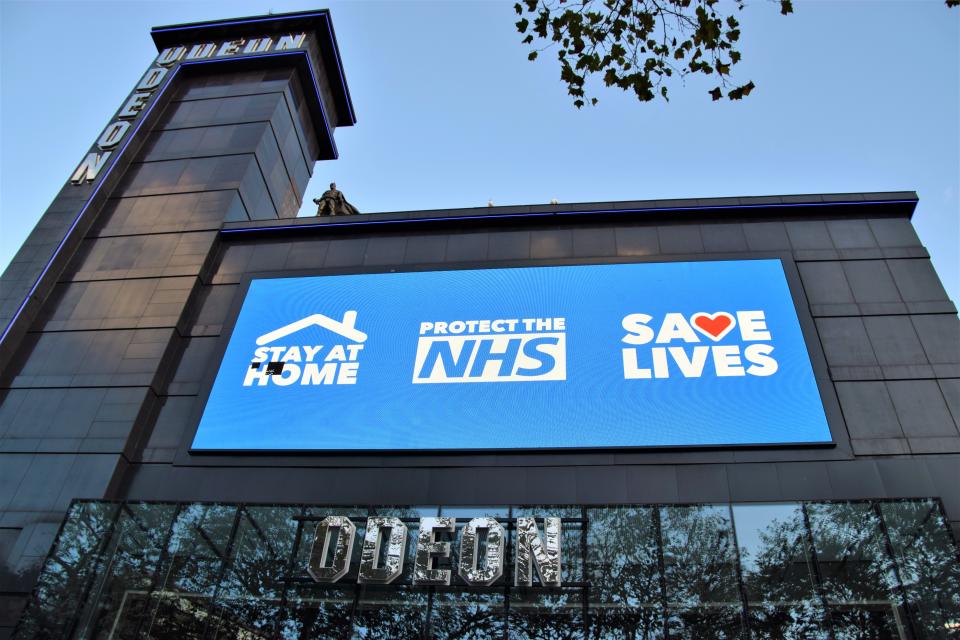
[14,500,960,639]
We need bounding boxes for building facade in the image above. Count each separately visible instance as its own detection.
[1,10,959,640]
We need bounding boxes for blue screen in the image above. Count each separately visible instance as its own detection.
[192,259,831,450]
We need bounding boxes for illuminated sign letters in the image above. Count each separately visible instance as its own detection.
[70,32,308,185]
[193,260,832,450]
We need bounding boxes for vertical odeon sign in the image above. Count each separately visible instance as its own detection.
[69,32,310,186]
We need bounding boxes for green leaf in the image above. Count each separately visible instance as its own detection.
[514,2,522,15]
[780,0,794,14]
[528,51,538,61]
[591,97,598,105]
[516,18,529,33]
[709,87,723,101]
[574,99,584,108]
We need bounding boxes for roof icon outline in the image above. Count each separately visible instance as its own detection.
[256,311,367,345]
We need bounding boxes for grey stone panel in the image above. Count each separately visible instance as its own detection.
[701,223,748,252]
[253,121,299,218]
[912,315,960,365]
[835,381,904,439]
[888,259,952,303]
[488,231,530,260]
[35,277,194,331]
[161,92,284,129]
[575,467,628,503]
[403,235,447,264]
[887,380,959,438]
[876,458,937,497]
[826,219,878,249]
[284,240,331,270]
[676,464,730,502]
[530,229,573,259]
[0,456,31,512]
[785,220,834,250]
[572,227,616,257]
[188,284,238,336]
[324,237,369,268]
[238,156,279,220]
[93,191,246,236]
[117,155,257,197]
[173,68,301,102]
[941,379,960,426]
[363,236,407,266]
[868,218,922,247]
[615,226,659,256]
[144,396,198,454]
[798,262,855,307]
[68,232,216,281]
[743,221,791,250]
[862,316,929,366]
[825,460,885,499]
[851,439,911,456]
[167,337,220,396]
[0,388,146,452]
[446,233,490,262]
[138,121,271,163]
[268,97,312,192]
[658,225,704,254]
[8,328,173,389]
[624,466,680,503]
[815,317,880,367]
[842,260,902,305]
[728,463,782,501]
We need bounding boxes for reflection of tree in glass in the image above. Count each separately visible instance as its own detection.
[661,506,744,639]
[806,502,907,639]
[880,501,960,639]
[13,502,119,639]
[734,504,828,639]
[585,506,664,639]
[281,506,367,640]
[508,507,584,639]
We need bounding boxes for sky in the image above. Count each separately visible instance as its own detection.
[1,0,958,303]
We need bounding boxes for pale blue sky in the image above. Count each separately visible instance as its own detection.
[1,0,958,302]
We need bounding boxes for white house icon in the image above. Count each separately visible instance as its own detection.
[255,311,367,346]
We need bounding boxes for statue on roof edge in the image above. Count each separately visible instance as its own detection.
[313,182,359,216]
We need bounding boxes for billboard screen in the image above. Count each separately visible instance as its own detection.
[192,259,831,450]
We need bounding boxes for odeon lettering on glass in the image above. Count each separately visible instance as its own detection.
[306,515,563,587]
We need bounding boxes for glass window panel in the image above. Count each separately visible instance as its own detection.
[585,506,664,639]
[509,590,584,639]
[509,506,585,638]
[74,502,179,640]
[659,505,745,639]
[353,585,428,639]
[879,500,960,639]
[140,504,239,638]
[428,588,505,639]
[14,502,120,639]
[806,502,907,639]
[208,505,301,639]
[279,506,367,639]
[732,503,828,639]
[278,586,356,640]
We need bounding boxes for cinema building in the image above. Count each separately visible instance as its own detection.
[1,9,959,639]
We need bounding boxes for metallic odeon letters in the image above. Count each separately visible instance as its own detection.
[70,31,308,185]
[307,516,355,583]
[307,516,563,586]
[358,517,407,584]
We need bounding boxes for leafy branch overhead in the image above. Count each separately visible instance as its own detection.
[515,0,958,107]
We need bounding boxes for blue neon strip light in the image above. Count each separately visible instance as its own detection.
[0,50,335,346]
[219,198,918,236]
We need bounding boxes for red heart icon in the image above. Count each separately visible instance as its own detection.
[691,312,736,341]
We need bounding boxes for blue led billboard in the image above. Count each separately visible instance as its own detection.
[192,259,831,450]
